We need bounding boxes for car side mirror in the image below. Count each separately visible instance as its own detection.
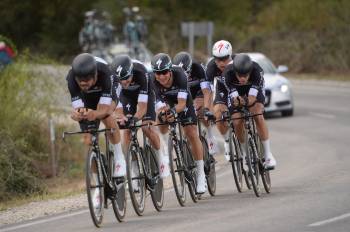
[277,65,288,73]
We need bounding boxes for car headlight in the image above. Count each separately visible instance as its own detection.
[280,84,289,93]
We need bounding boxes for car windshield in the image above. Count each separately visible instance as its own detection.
[255,58,277,74]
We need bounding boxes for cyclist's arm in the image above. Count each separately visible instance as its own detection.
[93,103,112,120]
[174,70,189,113]
[175,97,186,113]
[87,68,113,120]
[67,71,85,121]
[134,102,147,119]
[134,69,149,119]
[248,63,264,105]
[154,80,168,113]
[197,63,212,109]
[222,66,239,105]
[202,87,211,109]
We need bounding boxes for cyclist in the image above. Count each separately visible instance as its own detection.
[111,55,170,178]
[151,53,207,194]
[66,53,126,178]
[223,53,276,169]
[205,40,234,161]
[173,51,217,155]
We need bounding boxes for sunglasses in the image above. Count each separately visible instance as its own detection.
[75,75,94,82]
[119,75,132,81]
[154,69,170,75]
[214,55,230,62]
[236,72,250,78]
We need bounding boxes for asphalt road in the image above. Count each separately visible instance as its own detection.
[1,81,350,232]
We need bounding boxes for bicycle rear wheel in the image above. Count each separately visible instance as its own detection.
[86,149,104,227]
[201,136,216,196]
[230,132,243,193]
[182,141,198,203]
[126,144,146,216]
[168,137,186,206]
[108,151,126,221]
[146,145,164,211]
[247,137,261,197]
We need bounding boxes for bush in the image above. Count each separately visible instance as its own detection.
[0,55,83,201]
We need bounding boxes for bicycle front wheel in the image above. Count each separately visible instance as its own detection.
[256,136,271,193]
[126,144,146,216]
[247,137,261,197]
[168,137,186,206]
[108,151,126,221]
[182,141,198,203]
[201,136,216,196]
[146,145,164,211]
[230,133,243,193]
[86,149,104,227]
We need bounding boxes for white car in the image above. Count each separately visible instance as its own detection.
[247,53,294,117]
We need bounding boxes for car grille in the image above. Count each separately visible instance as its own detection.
[264,89,271,107]
[276,100,291,107]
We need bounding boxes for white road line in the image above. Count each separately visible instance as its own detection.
[0,186,179,231]
[0,210,89,232]
[309,112,336,119]
[309,212,350,227]
[0,160,228,232]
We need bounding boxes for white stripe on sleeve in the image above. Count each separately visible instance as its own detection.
[200,81,211,90]
[138,94,149,103]
[98,97,112,105]
[177,91,188,99]
[229,91,239,99]
[72,99,84,109]
[249,88,258,97]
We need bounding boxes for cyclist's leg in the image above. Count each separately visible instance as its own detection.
[155,103,170,151]
[141,92,159,149]
[181,105,206,193]
[249,91,276,168]
[195,91,217,155]
[142,98,170,178]
[102,102,126,177]
[213,82,229,133]
[78,100,101,145]
[231,107,247,169]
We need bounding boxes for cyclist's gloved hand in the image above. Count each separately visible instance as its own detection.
[158,111,166,123]
[233,96,246,107]
[127,116,140,127]
[221,111,230,120]
[242,96,249,107]
[203,107,215,121]
[166,107,177,122]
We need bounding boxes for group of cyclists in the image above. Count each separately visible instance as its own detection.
[66,39,277,205]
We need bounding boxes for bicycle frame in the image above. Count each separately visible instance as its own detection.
[124,123,159,189]
[63,129,118,194]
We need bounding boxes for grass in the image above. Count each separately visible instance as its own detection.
[286,73,350,82]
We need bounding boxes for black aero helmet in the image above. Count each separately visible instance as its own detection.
[151,53,172,72]
[72,53,97,79]
[112,55,133,80]
[232,53,253,76]
[173,51,192,74]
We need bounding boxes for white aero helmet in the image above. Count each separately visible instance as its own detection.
[212,40,232,58]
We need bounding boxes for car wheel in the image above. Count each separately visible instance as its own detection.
[281,109,293,117]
